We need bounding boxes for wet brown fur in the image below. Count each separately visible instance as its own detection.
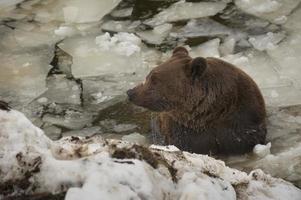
[127,47,266,155]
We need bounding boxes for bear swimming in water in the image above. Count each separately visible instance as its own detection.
[127,46,266,155]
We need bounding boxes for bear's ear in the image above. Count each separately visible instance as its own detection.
[172,46,189,56]
[188,57,207,82]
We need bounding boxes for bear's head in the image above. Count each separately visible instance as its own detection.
[127,47,207,112]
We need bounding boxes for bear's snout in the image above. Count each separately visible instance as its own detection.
[127,88,136,101]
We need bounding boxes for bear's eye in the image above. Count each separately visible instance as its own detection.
[150,75,159,84]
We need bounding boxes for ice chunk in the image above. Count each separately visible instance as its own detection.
[43,75,82,105]
[113,123,137,133]
[0,48,53,107]
[137,23,173,45]
[62,0,122,23]
[253,142,271,158]
[63,126,101,137]
[235,0,301,24]
[42,110,93,130]
[54,25,78,37]
[122,132,147,144]
[222,50,290,90]
[236,0,282,15]
[0,23,61,50]
[101,20,140,33]
[59,32,143,78]
[0,0,23,11]
[219,37,236,56]
[16,0,121,23]
[43,125,62,140]
[179,19,233,39]
[248,31,286,51]
[190,38,221,58]
[111,7,133,18]
[268,6,301,89]
[82,74,141,107]
[262,85,301,107]
[144,1,227,26]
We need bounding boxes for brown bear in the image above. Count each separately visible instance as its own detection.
[127,46,267,155]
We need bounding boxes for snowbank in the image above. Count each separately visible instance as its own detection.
[1,106,301,199]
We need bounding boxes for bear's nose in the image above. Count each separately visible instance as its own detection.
[127,89,135,101]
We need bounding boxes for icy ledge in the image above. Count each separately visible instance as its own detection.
[0,107,301,200]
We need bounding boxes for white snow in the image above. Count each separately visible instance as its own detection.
[1,108,301,199]
[145,1,227,26]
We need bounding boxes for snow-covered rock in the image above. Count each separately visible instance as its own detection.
[1,107,301,199]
